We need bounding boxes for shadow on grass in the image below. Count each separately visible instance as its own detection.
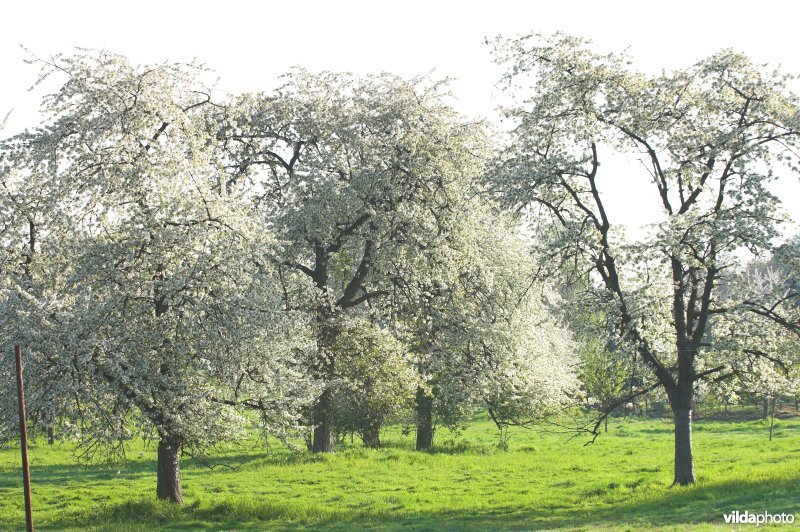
[1,448,341,491]
[16,473,798,530]
[2,441,509,495]
[0,463,154,489]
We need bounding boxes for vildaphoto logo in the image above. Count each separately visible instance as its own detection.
[723,510,795,526]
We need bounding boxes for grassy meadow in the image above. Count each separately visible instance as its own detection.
[0,413,798,530]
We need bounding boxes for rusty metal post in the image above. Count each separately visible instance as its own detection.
[15,345,34,532]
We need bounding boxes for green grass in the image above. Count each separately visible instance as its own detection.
[1,415,798,530]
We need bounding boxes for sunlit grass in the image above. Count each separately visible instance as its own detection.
[1,414,798,530]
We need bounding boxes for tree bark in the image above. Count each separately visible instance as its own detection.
[156,435,183,503]
[310,294,337,453]
[672,407,695,486]
[312,388,334,453]
[47,426,55,445]
[415,387,434,451]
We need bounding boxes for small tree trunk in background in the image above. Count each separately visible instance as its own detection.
[604,415,608,433]
[415,387,434,451]
[644,396,649,417]
[361,421,381,449]
[672,407,695,485]
[763,397,769,419]
[156,435,183,504]
[769,397,776,441]
[47,426,54,445]
[312,388,334,453]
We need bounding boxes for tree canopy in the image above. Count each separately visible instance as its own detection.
[490,32,800,484]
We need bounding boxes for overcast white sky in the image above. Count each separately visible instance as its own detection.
[2,0,799,233]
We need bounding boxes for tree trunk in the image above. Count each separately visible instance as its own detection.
[47,426,55,445]
[604,415,608,433]
[769,397,776,441]
[672,407,695,486]
[763,397,769,419]
[310,298,337,454]
[361,421,381,449]
[312,388,334,453]
[156,435,183,503]
[415,387,434,451]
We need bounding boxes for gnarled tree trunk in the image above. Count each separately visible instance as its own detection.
[156,434,183,503]
[312,388,334,453]
[311,297,337,453]
[415,387,434,451]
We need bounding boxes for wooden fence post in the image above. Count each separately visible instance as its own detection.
[15,345,34,532]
